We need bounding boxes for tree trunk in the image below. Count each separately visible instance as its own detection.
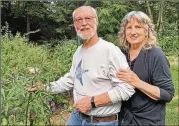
[146,1,153,22]
[26,15,30,40]
[8,1,12,12]
[157,1,164,31]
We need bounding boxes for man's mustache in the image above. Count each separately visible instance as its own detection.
[80,27,90,30]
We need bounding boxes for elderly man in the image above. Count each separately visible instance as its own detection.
[28,6,135,125]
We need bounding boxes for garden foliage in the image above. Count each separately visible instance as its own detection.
[1,28,77,125]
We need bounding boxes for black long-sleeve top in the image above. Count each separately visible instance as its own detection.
[120,47,174,126]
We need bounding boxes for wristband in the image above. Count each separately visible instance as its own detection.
[91,96,96,108]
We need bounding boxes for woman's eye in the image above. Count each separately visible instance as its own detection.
[136,26,141,28]
[126,26,132,29]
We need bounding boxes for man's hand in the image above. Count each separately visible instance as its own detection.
[27,81,45,92]
[74,96,91,113]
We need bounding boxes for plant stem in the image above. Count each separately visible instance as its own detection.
[25,92,32,126]
[25,80,34,126]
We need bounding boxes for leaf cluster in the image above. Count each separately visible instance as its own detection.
[1,28,77,125]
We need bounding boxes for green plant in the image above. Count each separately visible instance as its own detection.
[166,64,178,125]
[158,36,178,56]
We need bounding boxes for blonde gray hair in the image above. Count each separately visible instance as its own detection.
[118,11,157,50]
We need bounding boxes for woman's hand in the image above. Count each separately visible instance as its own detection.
[116,68,142,88]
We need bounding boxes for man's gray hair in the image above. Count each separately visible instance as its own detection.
[72,6,98,20]
[118,11,157,50]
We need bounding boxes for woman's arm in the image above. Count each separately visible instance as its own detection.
[116,68,160,100]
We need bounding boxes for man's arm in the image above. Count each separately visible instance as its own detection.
[28,56,76,93]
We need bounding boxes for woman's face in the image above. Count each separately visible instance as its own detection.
[125,18,148,45]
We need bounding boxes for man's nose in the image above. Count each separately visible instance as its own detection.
[81,18,87,25]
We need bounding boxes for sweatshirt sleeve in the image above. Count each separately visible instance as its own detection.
[151,49,174,102]
[107,47,135,103]
[45,56,76,94]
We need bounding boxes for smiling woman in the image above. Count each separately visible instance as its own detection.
[117,11,174,126]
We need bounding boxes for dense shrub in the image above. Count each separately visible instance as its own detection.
[2,32,52,125]
[158,36,178,56]
[1,32,77,125]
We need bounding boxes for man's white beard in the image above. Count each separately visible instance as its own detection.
[75,25,97,40]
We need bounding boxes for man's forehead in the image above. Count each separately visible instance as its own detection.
[74,7,94,18]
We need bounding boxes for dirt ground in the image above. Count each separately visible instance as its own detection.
[50,98,73,125]
[49,92,73,125]
[50,110,71,126]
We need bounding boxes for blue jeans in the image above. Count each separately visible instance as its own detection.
[66,109,118,125]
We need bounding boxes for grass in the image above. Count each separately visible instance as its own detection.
[166,63,178,126]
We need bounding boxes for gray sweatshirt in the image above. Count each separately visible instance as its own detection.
[46,38,135,116]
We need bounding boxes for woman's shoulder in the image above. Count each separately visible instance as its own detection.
[147,46,166,58]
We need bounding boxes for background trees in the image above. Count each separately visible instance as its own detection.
[1,1,178,46]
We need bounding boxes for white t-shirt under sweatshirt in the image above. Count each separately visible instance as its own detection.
[46,38,135,117]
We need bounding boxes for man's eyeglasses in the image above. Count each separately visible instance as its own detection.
[74,17,96,24]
